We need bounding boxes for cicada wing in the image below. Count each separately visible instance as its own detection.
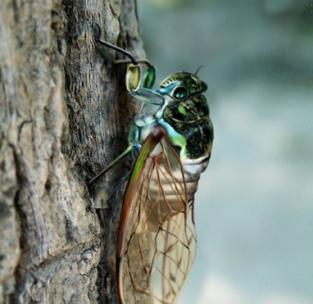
[117,128,197,304]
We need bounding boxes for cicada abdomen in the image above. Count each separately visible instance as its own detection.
[117,130,198,304]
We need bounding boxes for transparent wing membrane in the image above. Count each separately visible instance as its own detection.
[118,133,197,304]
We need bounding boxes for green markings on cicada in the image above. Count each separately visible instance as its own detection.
[142,65,156,89]
[163,93,213,159]
[178,104,187,116]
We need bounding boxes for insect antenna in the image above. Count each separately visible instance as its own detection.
[194,65,204,76]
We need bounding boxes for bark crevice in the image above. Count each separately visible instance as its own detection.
[1,0,145,303]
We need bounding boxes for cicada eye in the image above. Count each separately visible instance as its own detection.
[173,87,188,100]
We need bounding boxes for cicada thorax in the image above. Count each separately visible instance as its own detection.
[163,93,213,160]
[162,92,213,200]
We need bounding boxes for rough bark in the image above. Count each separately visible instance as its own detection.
[0,0,144,303]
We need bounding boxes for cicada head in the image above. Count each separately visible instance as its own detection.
[158,71,207,101]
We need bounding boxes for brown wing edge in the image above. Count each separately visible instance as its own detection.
[116,126,167,304]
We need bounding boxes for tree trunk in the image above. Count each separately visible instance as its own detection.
[0,0,144,303]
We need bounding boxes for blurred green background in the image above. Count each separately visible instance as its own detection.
[138,0,313,303]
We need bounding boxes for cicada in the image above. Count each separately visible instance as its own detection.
[90,25,213,304]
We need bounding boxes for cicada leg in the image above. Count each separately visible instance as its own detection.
[93,23,138,65]
[88,145,133,184]
[89,24,165,184]
[115,59,156,90]
[93,23,163,105]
